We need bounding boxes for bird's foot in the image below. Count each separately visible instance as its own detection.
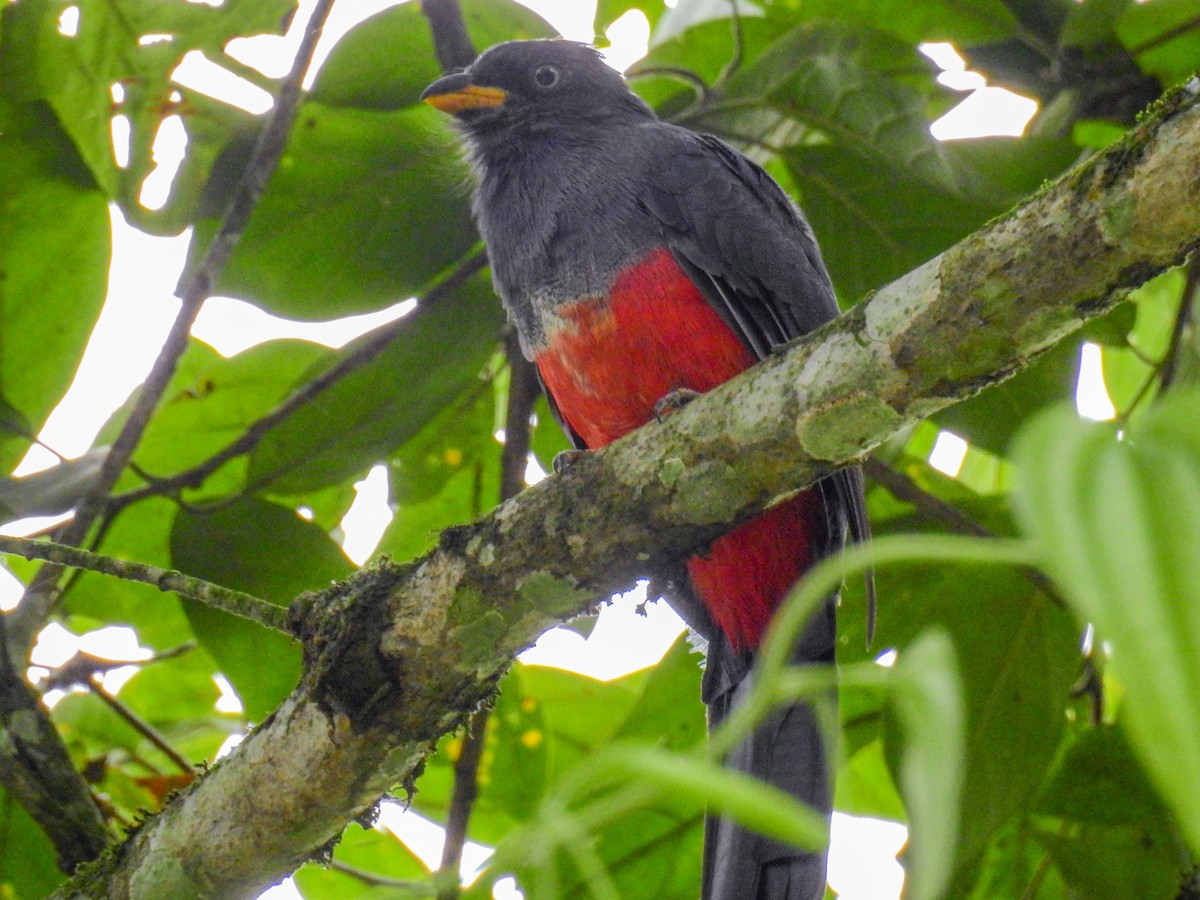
[552,449,590,474]
[653,388,701,422]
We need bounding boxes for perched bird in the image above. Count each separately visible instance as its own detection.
[423,39,870,900]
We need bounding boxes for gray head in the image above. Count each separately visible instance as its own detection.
[420,39,655,144]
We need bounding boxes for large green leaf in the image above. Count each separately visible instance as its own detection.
[190,103,479,318]
[764,0,1019,45]
[170,496,353,721]
[0,0,290,224]
[0,789,65,898]
[415,660,649,845]
[700,24,957,191]
[1118,0,1200,85]
[870,562,1077,880]
[789,135,1078,300]
[247,271,506,495]
[98,338,332,500]
[596,0,670,37]
[1032,724,1190,900]
[310,0,556,111]
[0,98,108,473]
[389,375,499,506]
[885,630,964,900]
[485,639,707,899]
[1013,392,1200,855]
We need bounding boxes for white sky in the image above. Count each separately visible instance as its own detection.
[0,1,1104,897]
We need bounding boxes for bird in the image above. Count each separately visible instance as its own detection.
[422,39,870,900]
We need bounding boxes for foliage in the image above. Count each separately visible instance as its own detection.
[1,0,1198,897]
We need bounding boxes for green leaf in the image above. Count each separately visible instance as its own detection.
[0,97,109,472]
[170,497,353,720]
[375,464,498,565]
[869,563,1077,882]
[595,0,669,37]
[0,788,66,897]
[310,0,555,111]
[608,744,828,849]
[104,338,331,500]
[0,0,291,220]
[935,335,1082,455]
[1031,724,1189,899]
[886,629,964,900]
[835,738,906,821]
[1013,392,1200,855]
[609,634,705,750]
[788,135,1077,300]
[247,273,506,495]
[190,103,479,318]
[415,661,646,844]
[389,378,499,506]
[765,0,1020,46]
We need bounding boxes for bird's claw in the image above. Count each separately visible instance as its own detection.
[653,388,701,422]
[552,449,590,474]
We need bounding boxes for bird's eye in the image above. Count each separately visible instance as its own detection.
[533,64,560,89]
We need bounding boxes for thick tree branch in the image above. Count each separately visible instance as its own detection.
[54,81,1200,900]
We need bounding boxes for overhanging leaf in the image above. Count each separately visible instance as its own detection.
[1013,392,1200,855]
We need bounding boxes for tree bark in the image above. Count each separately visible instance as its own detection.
[54,80,1200,900]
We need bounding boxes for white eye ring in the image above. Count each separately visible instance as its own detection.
[533,65,560,89]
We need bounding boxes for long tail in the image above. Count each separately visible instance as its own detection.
[698,598,837,900]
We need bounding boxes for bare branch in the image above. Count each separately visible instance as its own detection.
[0,536,287,633]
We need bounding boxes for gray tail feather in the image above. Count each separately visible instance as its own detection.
[699,597,837,900]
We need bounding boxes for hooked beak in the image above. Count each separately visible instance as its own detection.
[420,72,508,114]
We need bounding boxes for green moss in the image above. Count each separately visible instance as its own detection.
[517,570,592,616]
[657,457,686,489]
[449,611,509,669]
[797,395,902,460]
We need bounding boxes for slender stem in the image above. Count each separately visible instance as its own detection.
[436,335,539,898]
[108,251,487,512]
[0,536,288,634]
[421,0,478,72]
[864,458,992,538]
[89,680,195,775]
[1158,252,1199,392]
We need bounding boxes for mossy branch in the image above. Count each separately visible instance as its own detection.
[53,79,1200,900]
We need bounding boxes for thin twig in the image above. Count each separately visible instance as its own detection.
[43,644,196,692]
[436,335,538,899]
[715,0,745,86]
[108,251,488,512]
[329,859,433,893]
[421,0,478,72]
[863,458,1066,604]
[863,458,992,538]
[89,680,196,775]
[436,712,489,899]
[1130,14,1200,56]
[0,536,288,633]
[1158,252,1199,391]
[7,0,338,655]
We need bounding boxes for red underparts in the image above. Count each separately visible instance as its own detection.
[534,247,825,650]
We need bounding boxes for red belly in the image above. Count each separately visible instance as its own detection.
[534,248,823,649]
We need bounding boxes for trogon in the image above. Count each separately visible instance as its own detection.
[423,39,871,900]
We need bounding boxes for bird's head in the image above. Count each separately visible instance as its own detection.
[420,39,653,141]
